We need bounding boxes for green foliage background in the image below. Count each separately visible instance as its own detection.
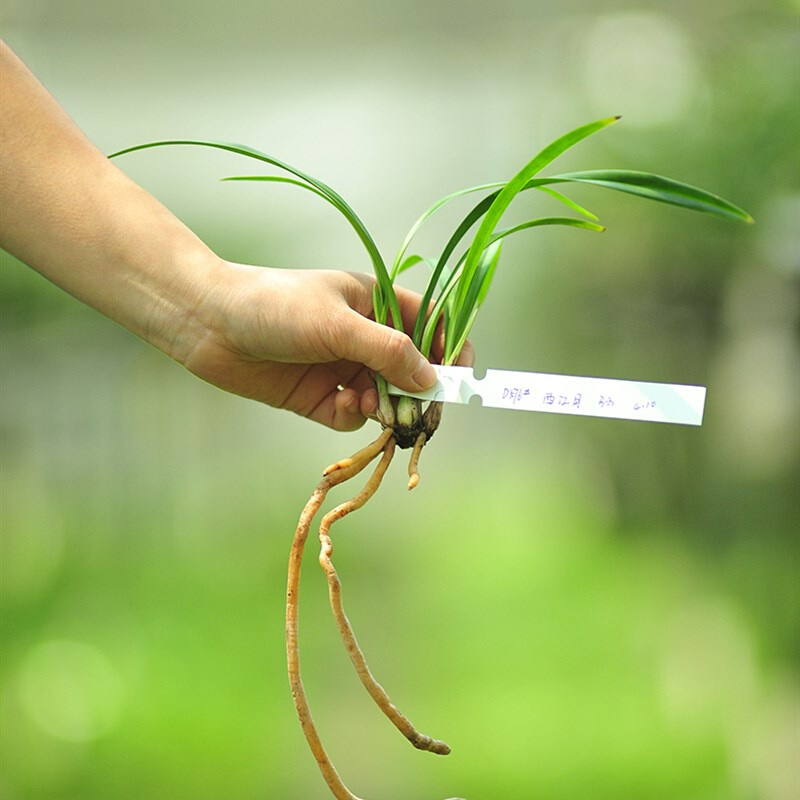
[1,1,798,798]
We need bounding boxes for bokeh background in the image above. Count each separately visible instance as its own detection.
[1,1,798,798]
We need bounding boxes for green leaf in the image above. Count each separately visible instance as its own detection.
[411,176,607,347]
[220,174,329,202]
[445,242,502,364]
[420,216,602,358]
[533,185,599,221]
[396,254,437,275]
[439,217,604,362]
[488,216,605,243]
[476,241,502,307]
[109,139,402,328]
[110,126,753,376]
[448,117,620,357]
[544,170,754,223]
[410,190,499,346]
[390,183,504,280]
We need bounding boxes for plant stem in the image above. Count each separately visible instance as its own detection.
[374,374,395,427]
[395,395,420,428]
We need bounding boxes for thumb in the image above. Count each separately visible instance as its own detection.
[338,311,436,392]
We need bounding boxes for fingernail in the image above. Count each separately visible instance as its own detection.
[412,358,436,389]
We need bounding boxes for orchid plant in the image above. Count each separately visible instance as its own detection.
[111,116,751,800]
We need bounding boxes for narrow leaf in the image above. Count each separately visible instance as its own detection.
[221,175,329,202]
[533,185,599,221]
[421,217,602,358]
[410,190,498,345]
[546,169,754,223]
[443,219,602,362]
[397,254,437,275]
[488,216,605,243]
[109,139,403,328]
[452,117,619,331]
[391,183,504,279]
[476,241,502,307]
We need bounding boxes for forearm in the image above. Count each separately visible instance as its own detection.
[0,41,221,360]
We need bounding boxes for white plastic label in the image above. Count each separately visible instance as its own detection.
[387,365,706,426]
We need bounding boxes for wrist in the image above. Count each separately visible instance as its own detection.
[83,167,231,365]
[146,244,231,366]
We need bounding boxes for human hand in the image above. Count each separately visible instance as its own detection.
[179,262,474,431]
[0,42,472,430]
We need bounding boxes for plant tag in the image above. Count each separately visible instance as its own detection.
[388,366,706,426]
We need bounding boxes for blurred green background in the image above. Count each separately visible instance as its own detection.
[1,1,798,798]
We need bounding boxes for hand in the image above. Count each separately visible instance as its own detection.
[0,41,473,432]
[180,262,474,431]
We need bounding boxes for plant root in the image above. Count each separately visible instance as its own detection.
[319,437,451,756]
[406,432,427,490]
[287,414,454,799]
[405,401,442,490]
[287,429,393,800]
[322,428,394,476]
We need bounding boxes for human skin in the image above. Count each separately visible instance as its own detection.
[0,40,472,430]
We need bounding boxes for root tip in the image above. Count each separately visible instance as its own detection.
[406,431,426,491]
[322,458,353,476]
[412,734,451,755]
